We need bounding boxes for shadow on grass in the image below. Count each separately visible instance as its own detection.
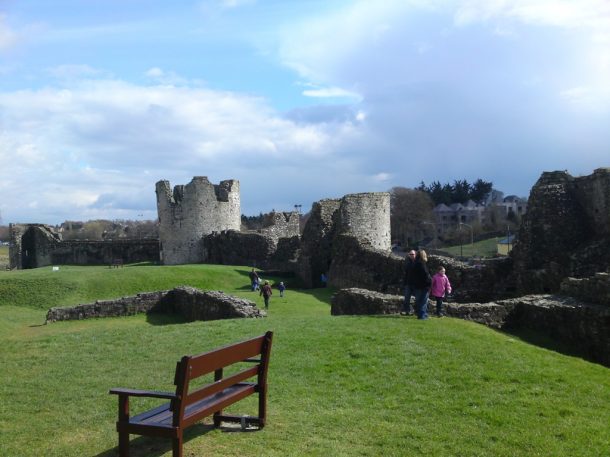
[94,423,261,457]
[145,312,188,326]
[500,327,602,365]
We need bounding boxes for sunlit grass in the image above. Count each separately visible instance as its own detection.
[0,264,608,457]
[442,236,499,258]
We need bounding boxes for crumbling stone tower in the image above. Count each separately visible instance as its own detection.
[156,177,240,265]
[511,167,610,293]
[298,192,391,287]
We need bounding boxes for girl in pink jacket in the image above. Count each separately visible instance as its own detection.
[430,266,452,317]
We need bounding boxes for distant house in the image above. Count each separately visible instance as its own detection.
[432,195,527,235]
[497,234,517,255]
[432,199,486,234]
[496,195,528,219]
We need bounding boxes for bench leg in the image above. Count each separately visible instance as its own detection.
[118,431,129,457]
[213,411,222,427]
[172,434,183,457]
[258,386,267,428]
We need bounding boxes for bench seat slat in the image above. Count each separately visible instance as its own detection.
[130,402,173,424]
[182,382,256,427]
[188,337,265,378]
[186,366,259,404]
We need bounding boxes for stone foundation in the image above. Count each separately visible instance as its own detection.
[46,291,168,322]
[45,287,264,323]
[560,273,610,307]
[157,286,264,321]
[331,288,403,315]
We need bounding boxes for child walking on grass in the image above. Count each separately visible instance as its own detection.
[430,266,452,317]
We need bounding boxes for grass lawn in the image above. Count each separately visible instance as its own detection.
[441,237,499,258]
[0,264,609,457]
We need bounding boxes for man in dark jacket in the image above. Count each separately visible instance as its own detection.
[402,250,417,315]
[411,250,432,320]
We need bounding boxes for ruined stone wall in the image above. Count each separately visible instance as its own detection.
[51,239,160,265]
[258,211,300,240]
[45,287,264,323]
[46,291,168,322]
[9,224,61,269]
[9,224,159,269]
[8,223,24,269]
[298,199,341,287]
[298,192,391,288]
[573,167,610,237]
[328,235,404,294]
[511,168,610,293]
[203,230,299,271]
[327,235,515,301]
[560,273,610,307]
[156,177,240,265]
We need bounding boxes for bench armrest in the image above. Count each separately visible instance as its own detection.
[109,388,178,400]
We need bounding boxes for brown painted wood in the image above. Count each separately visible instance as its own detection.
[109,331,273,457]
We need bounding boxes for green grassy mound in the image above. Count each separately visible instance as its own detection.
[0,264,608,456]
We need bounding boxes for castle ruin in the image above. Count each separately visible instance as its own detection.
[156,177,241,265]
[511,167,610,293]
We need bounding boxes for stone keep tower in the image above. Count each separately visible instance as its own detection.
[156,177,240,265]
[338,192,391,251]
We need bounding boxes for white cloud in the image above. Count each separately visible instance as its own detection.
[302,85,363,101]
[454,0,610,31]
[0,77,363,223]
[372,172,392,182]
[0,14,18,51]
[47,64,102,80]
[144,67,189,85]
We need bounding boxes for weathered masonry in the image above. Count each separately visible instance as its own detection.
[8,224,159,269]
[156,177,241,265]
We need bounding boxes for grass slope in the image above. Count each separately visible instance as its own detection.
[0,264,608,457]
[441,237,499,258]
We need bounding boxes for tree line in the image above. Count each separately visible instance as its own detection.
[417,179,493,205]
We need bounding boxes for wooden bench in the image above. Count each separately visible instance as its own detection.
[109,331,273,457]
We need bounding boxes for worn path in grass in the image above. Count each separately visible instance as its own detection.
[0,264,609,457]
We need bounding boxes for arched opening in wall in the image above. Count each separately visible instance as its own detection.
[21,228,37,269]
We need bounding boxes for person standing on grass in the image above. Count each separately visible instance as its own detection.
[249,268,260,291]
[401,250,417,315]
[411,249,432,320]
[260,280,273,309]
[430,266,452,317]
[278,281,286,297]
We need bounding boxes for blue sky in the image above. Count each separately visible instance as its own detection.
[1,0,609,224]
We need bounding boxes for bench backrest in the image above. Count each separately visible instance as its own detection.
[171,331,273,427]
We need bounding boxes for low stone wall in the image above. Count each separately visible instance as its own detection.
[328,235,404,294]
[331,288,402,315]
[46,291,168,323]
[157,286,264,321]
[560,273,610,307]
[496,295,610,366]
[45,287,264,323]
[331,288,610,366]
